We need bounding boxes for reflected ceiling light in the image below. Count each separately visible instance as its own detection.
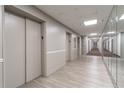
[107,31,115,34]
[91,38,98,39]
[89,33,98,36]
[84,19,97,26]
[119,14,124,20]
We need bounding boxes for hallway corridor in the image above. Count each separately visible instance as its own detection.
[21,56,113,88]
[87,48,102,56]
[103,49,120,57]
[1,5,123,88]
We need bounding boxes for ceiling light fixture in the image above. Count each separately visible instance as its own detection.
[89,33,98,36]
[84,19,97,26]
[119,14,124,20]
[107,31,115,34]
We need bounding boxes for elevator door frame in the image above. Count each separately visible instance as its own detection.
[66,32,71,62]
[77,37,80,57]
[3,6,46,87]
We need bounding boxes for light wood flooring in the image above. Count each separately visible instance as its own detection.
[20,56,113,88]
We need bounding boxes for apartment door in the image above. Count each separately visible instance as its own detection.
[4,12,25,87]
[26,19,42,82]
[66,33,71,62]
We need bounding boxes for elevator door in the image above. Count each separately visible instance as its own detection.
[26,19,42,82]
[66,33,71,62]
[5,12,25,88]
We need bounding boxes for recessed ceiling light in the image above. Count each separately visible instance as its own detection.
[119,14,124,20]
[89,33,98,36]
[107,31,115,34]
[84,19,97,26]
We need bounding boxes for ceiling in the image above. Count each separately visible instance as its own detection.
[36,5,113,36]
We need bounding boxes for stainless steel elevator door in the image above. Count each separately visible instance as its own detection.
[4,12,25,88]
[26,19,42,82]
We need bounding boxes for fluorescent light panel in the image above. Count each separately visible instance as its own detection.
[120,14,124,20]
[89,33,97,36]
[84,19,97,26]
[107,31,115,34]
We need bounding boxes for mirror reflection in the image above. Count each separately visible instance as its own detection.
[102,5,124,87]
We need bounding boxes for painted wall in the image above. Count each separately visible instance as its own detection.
[106,39,109,50]
[109,38,112,52]
[98,37,102,53]
[46,21,66,75]
[12,5,78,76]
[88,39,92,52]
[79,37,82,56]
[0,6,3,88]
[82,36,88,55]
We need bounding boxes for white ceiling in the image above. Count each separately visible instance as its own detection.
[36,5,113,35]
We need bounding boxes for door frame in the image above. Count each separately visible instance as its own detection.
[66,32,71,62]
[77,37,80,57]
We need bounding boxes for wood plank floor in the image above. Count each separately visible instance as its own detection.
[20,56,113,88]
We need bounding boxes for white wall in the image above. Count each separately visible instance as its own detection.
[106,40,109,50]
[12,5,78,76]
[79,37,82,56]
[109,38,112,52]
[0,6,3,88]
[82,36,88,55]
[98,37,102,53]
[46,21,66,75]
[89,39,92,51]
[87,38,93,52]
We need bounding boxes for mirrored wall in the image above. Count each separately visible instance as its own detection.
[102,5,124,88]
